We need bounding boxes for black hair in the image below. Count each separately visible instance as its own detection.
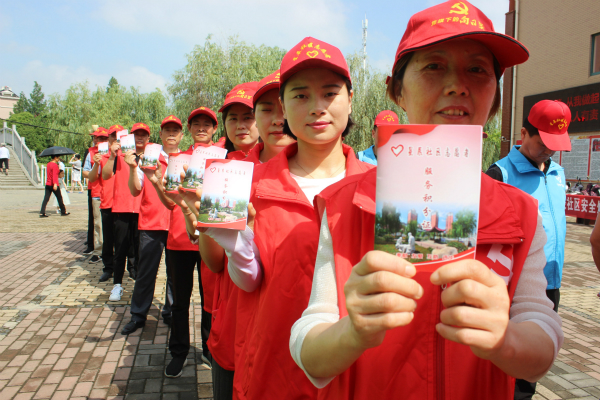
[522,117,540,137]
[279,74,355,140]
[221,107,237,153]
[188,114,217,128]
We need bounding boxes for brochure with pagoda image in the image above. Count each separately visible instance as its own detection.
[181,144,228,192]
[120,134,136,152]
[165,153,191,193]
[116,129,128,143]
[140,144,162,170]
[375,124,482,271]
[197,159,254,231]
[98,142,109,156]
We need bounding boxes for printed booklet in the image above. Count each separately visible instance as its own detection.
[375,124,482,272]
[182,144,228,192]
[140,144,162,170]
[98,142,109,156]
[197,159,254,231]
[165,153,191,193]
[120,134,136,152]
[116,129,128,143]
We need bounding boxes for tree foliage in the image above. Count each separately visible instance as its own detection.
[12,81,47,116]
[7,112,53,155]
[376,202,402,236]
[448,209,477,238]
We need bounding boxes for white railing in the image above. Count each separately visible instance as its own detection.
[39,165,88,189]
[1,122,41,185]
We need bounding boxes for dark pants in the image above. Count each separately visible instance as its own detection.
[0,158,8,170]
[100,208,115,274]
[40,185,65,215]
[86,190,94,249]
[211,358,234,400]
[130,230,174,323]
[514,288,560,400]
[112,212,139,285]
[167,249,210,359]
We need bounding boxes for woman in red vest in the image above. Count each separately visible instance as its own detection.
[290,2,564,399]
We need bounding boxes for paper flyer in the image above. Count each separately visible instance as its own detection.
[182,145,228,192]
[98,142,109,156]
[140,144,162,170]
[120,134,136,152]
[197,159,254,230]
[116,129,129,143]
[165,153,191,193]
[375,124,482,272]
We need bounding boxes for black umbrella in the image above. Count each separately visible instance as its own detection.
[39,146,76,157]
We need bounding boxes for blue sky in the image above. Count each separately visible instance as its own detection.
[1,0,508,97]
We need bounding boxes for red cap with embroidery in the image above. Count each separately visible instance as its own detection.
[107,125,124,136]
[280,37,350,84]
[131,122,151,135]
[527,100,571,152]
[91,127,109,137]
[161,115,183,129]
[218,82,259,113]
[374,110,400,127]
[253,70,281,106]
[391,0,528,77]
[188,107,218,126]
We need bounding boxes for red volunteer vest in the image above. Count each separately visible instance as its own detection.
[111,153,141,213]
[313,170,539,400]
[138,154,170,231]
[88,147,102,198]
[244,142,263,165]
[201,260,214,314]
[99,155,114,210]
[233,143,374,400]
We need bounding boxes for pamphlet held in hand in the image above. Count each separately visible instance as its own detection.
[98,142,109,156]
[120,134,136,153]
[375,124,482,272]
[116,129,128,143]
[165,153,191,193]
[141,144,162,170]
[182,144,228,192]
[197,159,254,231]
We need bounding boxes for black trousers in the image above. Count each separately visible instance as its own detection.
[112,212,139,285]
[100,208,115,274]
[40,185,65,215]
[514,288,560,400]
[130,230,174,323]
[86,190,94,249]
[167,249,210,359]
[211,358,234,400]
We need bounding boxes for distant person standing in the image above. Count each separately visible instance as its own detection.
[0,143,9,175]
[40,155,69,217]
[486,100,570,400]
[53,159,71,213]
[356,110,399,166]
[69,154,84,193]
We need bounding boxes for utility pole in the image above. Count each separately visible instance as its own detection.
[362,15,368,74]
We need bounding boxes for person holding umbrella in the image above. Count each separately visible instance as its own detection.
[39,154,69,217]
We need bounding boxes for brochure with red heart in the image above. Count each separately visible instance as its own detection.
[197,159,254,231]
[375,124,482,272]
[165,153,191,193]
[140,143,162,170]
[181,144,228,192]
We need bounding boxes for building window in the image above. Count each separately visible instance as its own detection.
[593,33,600,75]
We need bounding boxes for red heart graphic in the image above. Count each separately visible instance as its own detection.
[210,167,216,173]
[391,145,404,157]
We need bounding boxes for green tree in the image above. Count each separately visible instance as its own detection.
[12,92,29,115]
[377,202,402,236]
[482,109,502,171]
[28,82,46,116]
[449,209,477,238]
[405,220,418,238]
[234,199,248,212]
[7,112,52,154]
[107,77,119,93]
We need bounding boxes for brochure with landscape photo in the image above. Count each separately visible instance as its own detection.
[165,153,191,193]
[197,159,254,231]
[140,144,162,170]
[98,142,109,156]
[375,124,482,272]
[182,144,228,192]
[120,134,136,152]
[116,129,128,143]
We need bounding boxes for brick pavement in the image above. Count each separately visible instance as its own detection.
[2,189,600,399]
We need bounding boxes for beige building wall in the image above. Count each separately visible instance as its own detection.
[513,0,600,141]
[0,97,18,120]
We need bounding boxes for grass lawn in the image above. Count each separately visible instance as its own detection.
[373,243,434,264]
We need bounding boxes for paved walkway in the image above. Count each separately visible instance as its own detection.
[0,189,600,399]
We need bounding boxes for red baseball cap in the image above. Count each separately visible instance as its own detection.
[161,115,183,129]
[391,1,529,77]
[131,122,151,135]
[280,37,351,85]
[253,70,281,106]
[188,107,218,127]
[374,110,400,127]
[218,82,259,113]
[91,127,109,137]
[527,100,572,152]
[107,125,124,136]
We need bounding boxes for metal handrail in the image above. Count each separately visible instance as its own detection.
[1,122,41,186]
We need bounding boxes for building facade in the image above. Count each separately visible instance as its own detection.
[0,86,19,120]
[502,0,600,182]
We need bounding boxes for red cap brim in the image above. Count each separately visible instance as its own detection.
[538,130,571,152]
[280,58,350,85]
[253,83,279,107]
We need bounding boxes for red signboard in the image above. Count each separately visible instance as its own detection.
[566,194,599,220]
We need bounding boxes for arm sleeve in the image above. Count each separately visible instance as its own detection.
[203,226,264,292]
[290,209,340,388]
[485,164,504,182]
[83,154,92,172]
[509,213,564,373]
